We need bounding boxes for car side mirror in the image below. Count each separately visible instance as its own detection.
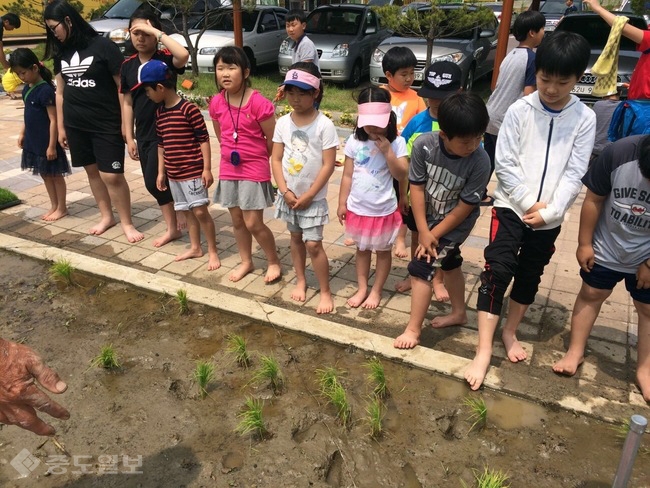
[479,29,495,38]
[258,24,266,33]
[364,25,377,34]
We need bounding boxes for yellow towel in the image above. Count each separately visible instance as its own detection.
[2,69,22,94]
[591,16,629,97]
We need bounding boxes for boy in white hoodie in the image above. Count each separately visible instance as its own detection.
[465,31,597,390]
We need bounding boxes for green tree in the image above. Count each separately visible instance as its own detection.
[374,1,494,80]
[5,0,86,27]
[630,0,650,15]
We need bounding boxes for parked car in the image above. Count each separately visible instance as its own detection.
[89,0,223,53]
[554,11,648,102]
[278,4,393,87]
[369,4,498,91]
[540,0,584,33]
[479,2,518,29]
[170,6,287,73]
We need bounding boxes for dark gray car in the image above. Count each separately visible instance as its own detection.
[554,12,647,102]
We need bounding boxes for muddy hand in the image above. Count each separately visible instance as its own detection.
[0,338,70,436]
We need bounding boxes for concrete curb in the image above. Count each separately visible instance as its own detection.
[0,233,640,424]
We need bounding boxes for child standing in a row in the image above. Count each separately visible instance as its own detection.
[210,47,282,283]
[338,87,408,309]
[272,62,338,314]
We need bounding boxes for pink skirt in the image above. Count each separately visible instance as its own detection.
[345,209,402,252]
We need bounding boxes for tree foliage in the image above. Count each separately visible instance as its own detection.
[374,1,494,67]
[5,0,86,27]
[630,0,650,15]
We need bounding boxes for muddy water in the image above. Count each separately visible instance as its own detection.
[0,250,648,487]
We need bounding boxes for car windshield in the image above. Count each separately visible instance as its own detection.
[103,0,145,19]
[194,9,259,32]
[305,9,362,35]
[540,2,572,14]
[557,15,645,50]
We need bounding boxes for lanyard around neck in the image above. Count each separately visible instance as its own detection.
[226,90,245,143]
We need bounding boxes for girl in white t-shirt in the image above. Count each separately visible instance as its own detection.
[337,87,409,309]
[271,63,339,314]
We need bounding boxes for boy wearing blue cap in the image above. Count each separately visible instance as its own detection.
[135,60,220,271]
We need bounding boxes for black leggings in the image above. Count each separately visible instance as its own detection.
[477,207,560,315]
[138,139,173,206]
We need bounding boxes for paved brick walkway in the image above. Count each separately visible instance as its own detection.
[0,95,646,417]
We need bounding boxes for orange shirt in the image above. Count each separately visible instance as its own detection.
[381,85,427,134]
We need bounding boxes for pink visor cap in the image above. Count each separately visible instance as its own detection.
[357,102,392,128]
[282,69,320,91]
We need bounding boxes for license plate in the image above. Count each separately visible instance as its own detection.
[415,72,424,81]
[571,84,593,95]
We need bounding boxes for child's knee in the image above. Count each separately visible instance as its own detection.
[305,240,324,256]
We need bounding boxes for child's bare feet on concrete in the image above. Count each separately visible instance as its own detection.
[153,229,182,248]
[291,280,307,302]
[264,263,282,284]
[464,350,492,390]
[431,312,467,329]
[393,326,420,349]
[229,261,255,282]
[552,351,584,376]
[432,278,449,302]
[395,276,411,293]
[393,238,408,259]
[175,248,203,262]
[317,291,334,314]
[207,252,221,271]
[123,224,145,243]
[43,209,68,222]
[636,367,650,402]
[343,238,355,247]
[347,288,367,308]
[502,330,527,362]
[361,289,382,309]
[89,218,117,236]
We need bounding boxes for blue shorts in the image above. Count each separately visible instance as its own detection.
[407,238,462,282]
[580,263,650,304]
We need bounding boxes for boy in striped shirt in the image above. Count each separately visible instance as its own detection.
[134,60,220,270]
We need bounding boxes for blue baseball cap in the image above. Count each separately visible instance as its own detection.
[131,60,171,91]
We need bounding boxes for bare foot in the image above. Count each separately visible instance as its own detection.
[394,327,420,349]
[43,209,68,222]
[122,224,145,243]
[393,239,408,259]
[395,276,412,293]
[89,218,117,236]
[41,208,56,220]
[176,212,187,231]
[264,263,282,284]
[347,288,367,308]
[464,350,492,390]
[229,262,255,282]
[152,229,182,248]
[637,367,650,402]
[502,331,527,362]
[207,253,221,271]
[433,279,450,302]
[175,248,203,262]
[361,289,382,309]
[316,291,334,314]
[343,238,355,247]
[291,280,307,302]
[552,351,584,376]
[431,312,467,329]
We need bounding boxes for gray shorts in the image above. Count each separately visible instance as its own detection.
[287,223,324,242]
[214,180,274,210]
[169,178,209,211]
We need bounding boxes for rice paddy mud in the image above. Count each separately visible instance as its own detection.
[0,250,648,487]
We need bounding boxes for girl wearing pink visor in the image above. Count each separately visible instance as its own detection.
[337,87,409,309]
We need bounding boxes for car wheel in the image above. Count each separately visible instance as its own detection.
[244,48,257,73]
[464,65,475,92]
[345,61,362,88]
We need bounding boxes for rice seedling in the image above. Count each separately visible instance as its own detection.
[235,397,269,439]
[315,366,344,395]
[49,258,74,285]
[366,395,384,438]
[460,466,509,488]
[176,289,189,315]
[227,334,251,368]
[611,417,631,441]
[193,360,215,399]
[365,356,389,398]
[252,355,284,394]
[464,396,488,433]
[90,344,120,370]
[326,381,351,426]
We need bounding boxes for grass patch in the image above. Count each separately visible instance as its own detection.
[461,466,510,488]
[252,355,284,394]
[235,397,269,439]
[0,187,19,205]
[365,356,389,399]
[90,344,120,370]
[193,360,215,399]
[49,258,75,285]
[227,334,251,368]
[366,396,384,439]
[315,366,345,395]
[325,381,352,427]
[176,289,189,315]
[464,396,487,433]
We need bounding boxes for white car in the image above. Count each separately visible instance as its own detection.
[169,6,287,73]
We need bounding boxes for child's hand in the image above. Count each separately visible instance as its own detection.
[636,260,650,289]
[129,20,158,38]
[417,231,439,260]
[176,211,187,231]
[337,204,347,225]
[522,211,546,228]
[398,194,409,215]
[283,190,298,208]
[17,133,23,149]
[202,170,214,189]
[415,243,438,262]
[58,129,68,150]
[46,146,57,161]
[274,86,285,103]
[156,174,167,191]
[127,140,139,160]
[374,135,391,155]
[576,244,595,272]
[525,202,547,215]
[292,193,313,210]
